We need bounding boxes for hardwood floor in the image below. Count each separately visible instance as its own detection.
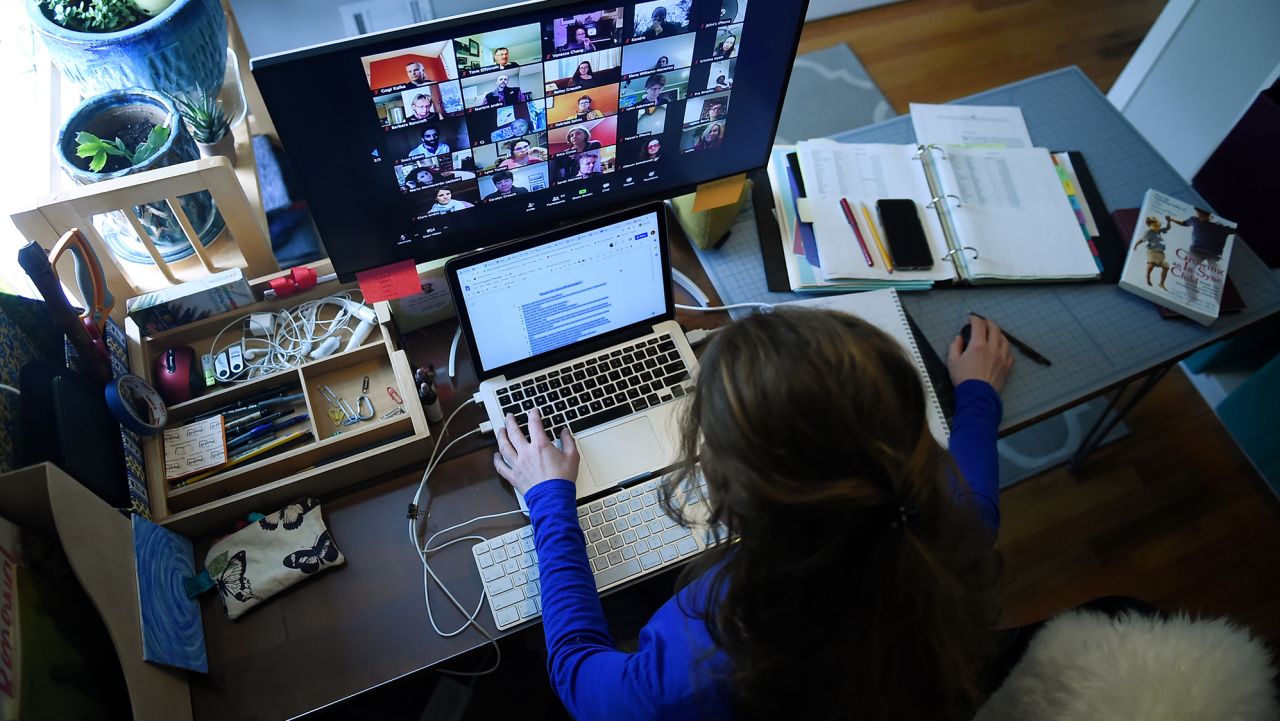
[798,0,1280,645]
[799,0,1169,108]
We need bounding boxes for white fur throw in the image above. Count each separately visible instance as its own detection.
[975,610,1278,721]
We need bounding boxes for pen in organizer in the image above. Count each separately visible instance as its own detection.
[969,312,1052,366]
[174,429,313,487]
[859,202,893,272]
[838,197,874,268]
[190,384,294,421]
[227,414,310,451]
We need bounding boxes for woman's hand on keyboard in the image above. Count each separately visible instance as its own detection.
[494,407,580,495]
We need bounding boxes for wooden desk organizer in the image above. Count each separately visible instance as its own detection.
[125,277,431,536]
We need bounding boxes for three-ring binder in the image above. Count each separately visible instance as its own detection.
[926,194,962,209]
[941,246,980,262]
[912,144,947,160]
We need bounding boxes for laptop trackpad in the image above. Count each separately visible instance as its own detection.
[580,417,663,489]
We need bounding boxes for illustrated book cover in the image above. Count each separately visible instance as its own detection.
[1118,190,1237,326]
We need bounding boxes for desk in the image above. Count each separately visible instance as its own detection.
[187,227,725,721]
[190,68,1280,720]
[694,67,1280,436]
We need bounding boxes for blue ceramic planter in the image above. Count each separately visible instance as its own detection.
[29,0,227,100]
[58,89,225,265]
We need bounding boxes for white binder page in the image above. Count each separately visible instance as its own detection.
[910,103,1033,148]
[933,147,1099,280]
[796,142,954,282]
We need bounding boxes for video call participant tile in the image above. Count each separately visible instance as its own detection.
[699,59,735,93]
[479,163,552,201]
[460,65,545,111]
[471,132,550,174]
[544,49,622,94]
[620,135,665,168]
[630,1,693,41]
[548,116,618,157]
[710,0,747,27]
[544,8,625,57]
[552,146,618,184]
[394,149,476,192]
[620,32,696,79]
[680,120,725,152]
[545,84,620,128]
[618,105,673,140]
[363,42,459,95]
[683,90,730,127]
[421,180,481,215]
[708,23,741,61]
[397,81,465,123]
[618,68,689,109]
[389,116,472,161]
[468,100,547,146]
[454,23,542,77]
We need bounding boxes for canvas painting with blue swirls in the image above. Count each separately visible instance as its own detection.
[133,515,207,673]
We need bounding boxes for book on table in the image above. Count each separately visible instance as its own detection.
[1111,206,1245,319]
[1117,189,1238,326]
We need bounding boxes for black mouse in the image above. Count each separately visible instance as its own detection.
[959,323,972,351]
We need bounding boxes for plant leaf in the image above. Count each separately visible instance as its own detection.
[133,125,171,165]
[90,150,107,173]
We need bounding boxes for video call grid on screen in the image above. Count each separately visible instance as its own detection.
[364,1,745,207]
[253,0,807,277]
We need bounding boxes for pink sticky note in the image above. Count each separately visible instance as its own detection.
[356,259,420,303]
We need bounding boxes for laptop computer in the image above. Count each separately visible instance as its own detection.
[446,202,698,501]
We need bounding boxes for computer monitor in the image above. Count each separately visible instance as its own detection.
[252,0,808,279]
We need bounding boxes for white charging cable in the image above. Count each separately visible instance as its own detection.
[407,399,521,676]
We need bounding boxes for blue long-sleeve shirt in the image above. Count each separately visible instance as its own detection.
[523,379,1003,721]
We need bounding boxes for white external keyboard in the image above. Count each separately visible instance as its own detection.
[472,475,714,630]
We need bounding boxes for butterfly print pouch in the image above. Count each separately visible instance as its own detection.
[203,497,345,619]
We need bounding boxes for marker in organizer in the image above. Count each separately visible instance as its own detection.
[839,197,874,268]
[860,202,893,272]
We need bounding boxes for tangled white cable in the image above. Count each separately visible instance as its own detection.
[209,293,372,384]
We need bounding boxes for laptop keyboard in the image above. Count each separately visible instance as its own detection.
[497,333,693,442]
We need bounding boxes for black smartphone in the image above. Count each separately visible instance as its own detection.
[876,199,934,270]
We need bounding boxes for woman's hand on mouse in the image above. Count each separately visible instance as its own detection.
[947,315,1014,392]
[494,407,580,495]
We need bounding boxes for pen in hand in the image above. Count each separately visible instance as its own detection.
[969,312,1052,366]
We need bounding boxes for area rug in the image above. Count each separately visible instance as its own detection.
[775,43,897,143]
[774,43,1129,489]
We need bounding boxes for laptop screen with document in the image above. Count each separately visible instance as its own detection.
[451,206,669,377]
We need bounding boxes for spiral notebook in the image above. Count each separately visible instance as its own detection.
[781,288,951,445]
[796,140,1101,284]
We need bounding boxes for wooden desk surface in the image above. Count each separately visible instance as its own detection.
[190,221,727,721]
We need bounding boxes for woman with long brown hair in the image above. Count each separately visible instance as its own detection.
[495,310,1013,721]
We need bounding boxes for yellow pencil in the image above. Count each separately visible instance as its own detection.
[174,430,313,487]
[860,202,893,272]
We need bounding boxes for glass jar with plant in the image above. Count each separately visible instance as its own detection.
[173,91,235,163]
[57,89,225,265]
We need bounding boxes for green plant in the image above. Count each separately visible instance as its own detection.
[172,91,231,144]
[75,125,170,172]
[40,0,144,33]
